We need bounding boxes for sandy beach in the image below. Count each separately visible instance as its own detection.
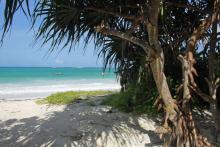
[0,96,162,147]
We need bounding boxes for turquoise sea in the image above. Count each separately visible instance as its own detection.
[0,67,120,100]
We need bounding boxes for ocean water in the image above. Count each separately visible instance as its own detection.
[0,67,120,100]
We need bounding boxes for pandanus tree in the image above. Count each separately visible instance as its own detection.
[1,0,220,146]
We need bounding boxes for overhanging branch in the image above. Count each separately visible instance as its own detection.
[189,85,215,103]
[85,7,138,20]
[165,1,210,14]
[95,26,150,53]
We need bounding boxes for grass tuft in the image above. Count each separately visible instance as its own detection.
[102,88,159,115]
[36,90,114,105]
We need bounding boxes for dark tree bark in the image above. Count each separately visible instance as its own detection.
[93,0,220,146]
[207,19,220,143]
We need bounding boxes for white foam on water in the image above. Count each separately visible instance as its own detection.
[0,80,120,100]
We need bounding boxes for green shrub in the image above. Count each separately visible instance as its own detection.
[36,90,113,105]
[102,86,159,115]
[103,88,134,112]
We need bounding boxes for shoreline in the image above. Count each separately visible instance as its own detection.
[0,97,44,102]
[0,90,118,102]
[0,86,120,100]
[0,67,120,100]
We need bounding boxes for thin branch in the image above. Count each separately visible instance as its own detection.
[95,26,150,53]
[182,1,220,96]
[165,1,210,14]
[188,14,220,47]
[116,5,142,9]
[215,77,220,88]
[189,85,215,103]
[85,7,138,20]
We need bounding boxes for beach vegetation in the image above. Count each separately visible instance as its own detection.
[103,86,159,116]
[36,90,113,105]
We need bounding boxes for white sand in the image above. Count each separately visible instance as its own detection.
[0,96,162,147]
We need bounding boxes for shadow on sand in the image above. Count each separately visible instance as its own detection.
[0,96,162,147]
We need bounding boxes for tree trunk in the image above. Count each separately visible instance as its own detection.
[146,0,219,146]
[145,1,195,146]
[208,20,220,143]
[146,0,178,124]
[210,102,220,142]
[149,56,177,121]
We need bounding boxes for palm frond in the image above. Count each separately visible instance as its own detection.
[1,0,30,42]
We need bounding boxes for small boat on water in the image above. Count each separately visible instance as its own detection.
[54,72,64,75]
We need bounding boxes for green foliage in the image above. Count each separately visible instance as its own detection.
[1,0,30,42]
[103,86,159,116]
[102,89,134,112]
[36,90,113,105]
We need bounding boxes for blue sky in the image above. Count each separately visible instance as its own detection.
[0,3,102,67]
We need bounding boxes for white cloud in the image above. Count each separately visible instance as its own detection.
[55,59,64,64]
